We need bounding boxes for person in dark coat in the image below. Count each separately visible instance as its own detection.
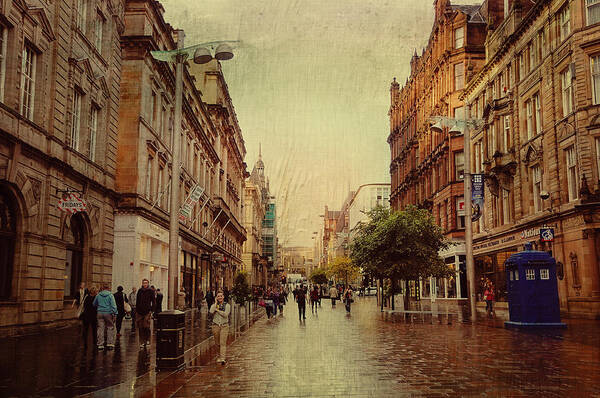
[155,289,164,314]
[113,285,128,337]
[80,286,98,349]
[223,286,230,303]
[136,279,155,349]
[205,290,215,312]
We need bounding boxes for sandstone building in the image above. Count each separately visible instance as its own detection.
[463,0,600,318]
[0,0,124,335]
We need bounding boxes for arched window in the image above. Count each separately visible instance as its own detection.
[0,186,17,300]
[64,213,85,298]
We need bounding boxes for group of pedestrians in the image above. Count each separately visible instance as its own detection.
[75,279,164,351]
[260,287,288,319]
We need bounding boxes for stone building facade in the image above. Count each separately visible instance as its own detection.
[463,0,600,318]
[0,0,124,335]
[242,152,267,288]
[190,59,247,291]
[388,0,497,304]
[114,0,246,308]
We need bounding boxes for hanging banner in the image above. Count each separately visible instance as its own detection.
[178,184,205,220]
[471,174,484,222]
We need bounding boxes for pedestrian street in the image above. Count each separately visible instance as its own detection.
[139,297,600,398]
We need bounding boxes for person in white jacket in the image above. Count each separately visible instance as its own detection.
[209,289,231,364]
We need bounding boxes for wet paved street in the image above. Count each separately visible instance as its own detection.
[143,297,600,398]
[0,307,243,397]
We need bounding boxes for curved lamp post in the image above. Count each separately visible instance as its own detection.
[150,33,237,309]
[430,111,484,320]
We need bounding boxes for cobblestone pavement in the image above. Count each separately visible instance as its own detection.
[143,297,600,398]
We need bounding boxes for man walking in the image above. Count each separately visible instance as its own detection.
[296,284,307,321]
[205,289,215,312]
[93,283,118,350]
[128,287,137,332]
[136,279,155,349]
[310,286,319,314]
[329,285,338,307]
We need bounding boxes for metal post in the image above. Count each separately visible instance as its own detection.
[464,103,477,320]
[168,30,185,310]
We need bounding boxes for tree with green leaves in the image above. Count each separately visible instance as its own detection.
[350,205,453,307]
[326,256,361,285]
[231,271,252,306]
[310,268,329,285]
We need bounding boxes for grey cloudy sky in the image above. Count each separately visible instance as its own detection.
[161,0,474,247]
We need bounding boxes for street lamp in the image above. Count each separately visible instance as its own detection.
[150,33,236,309]
[430,108,483,320]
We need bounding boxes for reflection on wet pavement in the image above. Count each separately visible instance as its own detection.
[142,297,600,398]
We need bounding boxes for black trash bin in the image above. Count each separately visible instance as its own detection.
[156,310,185,370]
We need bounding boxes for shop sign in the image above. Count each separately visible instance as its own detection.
[521,228,540,240]
[179,184,205,220]
[189,185,205,203]
[58,193,87,213]
[540,228,554,242]
[471,174,485,222]
[179,203,192,219]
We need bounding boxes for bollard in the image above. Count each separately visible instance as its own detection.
[156,310,186,370]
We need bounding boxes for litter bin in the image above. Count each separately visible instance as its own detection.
[156,310,186,370]
[504,244,566,329]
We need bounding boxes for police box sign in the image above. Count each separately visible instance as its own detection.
[540,228,554,242]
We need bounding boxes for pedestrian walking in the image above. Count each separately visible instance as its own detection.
[136,279,155,349]
[80,286,98,349]
[155,288,163,314]
[273,289,280,316]
[209,289,231,365]
[329,285,338,307]
[484,283,496,318]
[197,288,204,311]
[278,288,286,314]
[223,286,230,303]
[310,286,319,314]
[93,283,118,350]
[296,284,307,321]
[344,287,354,313]
[264,289,274,319]
[113,286,128,337]
[73,282,88,309]
[128,287,137,332]
[206,289,215,312]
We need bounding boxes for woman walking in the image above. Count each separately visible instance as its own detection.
[80,286,98,349]
[209,290,231,365]
[344,287,354,313]
[113,286,128,337]
[278,287,286,315]
[264,289,274,319]
[93,284,118,350]
[310,286,319,314]
[484,283,496,318]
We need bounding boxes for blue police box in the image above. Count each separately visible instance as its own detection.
[504,243,566,329]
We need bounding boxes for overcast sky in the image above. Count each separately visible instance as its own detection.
[161,0,476,247]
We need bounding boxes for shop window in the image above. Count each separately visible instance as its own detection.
[526,268,535,280]
[540,269,550,280]
[0,187,17,299]
[64,214,85,298]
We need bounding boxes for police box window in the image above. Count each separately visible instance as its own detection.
[540,269,549,280]
[526,268,535,280]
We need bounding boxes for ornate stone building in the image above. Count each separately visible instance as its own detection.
[0,0,124,335]
[463,0,600,318]
[190,59,247,291]
[388,0,497,304]
[114,0,244,307]
[242,151,268,287]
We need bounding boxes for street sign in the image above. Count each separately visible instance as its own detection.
[58,193,87,213]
